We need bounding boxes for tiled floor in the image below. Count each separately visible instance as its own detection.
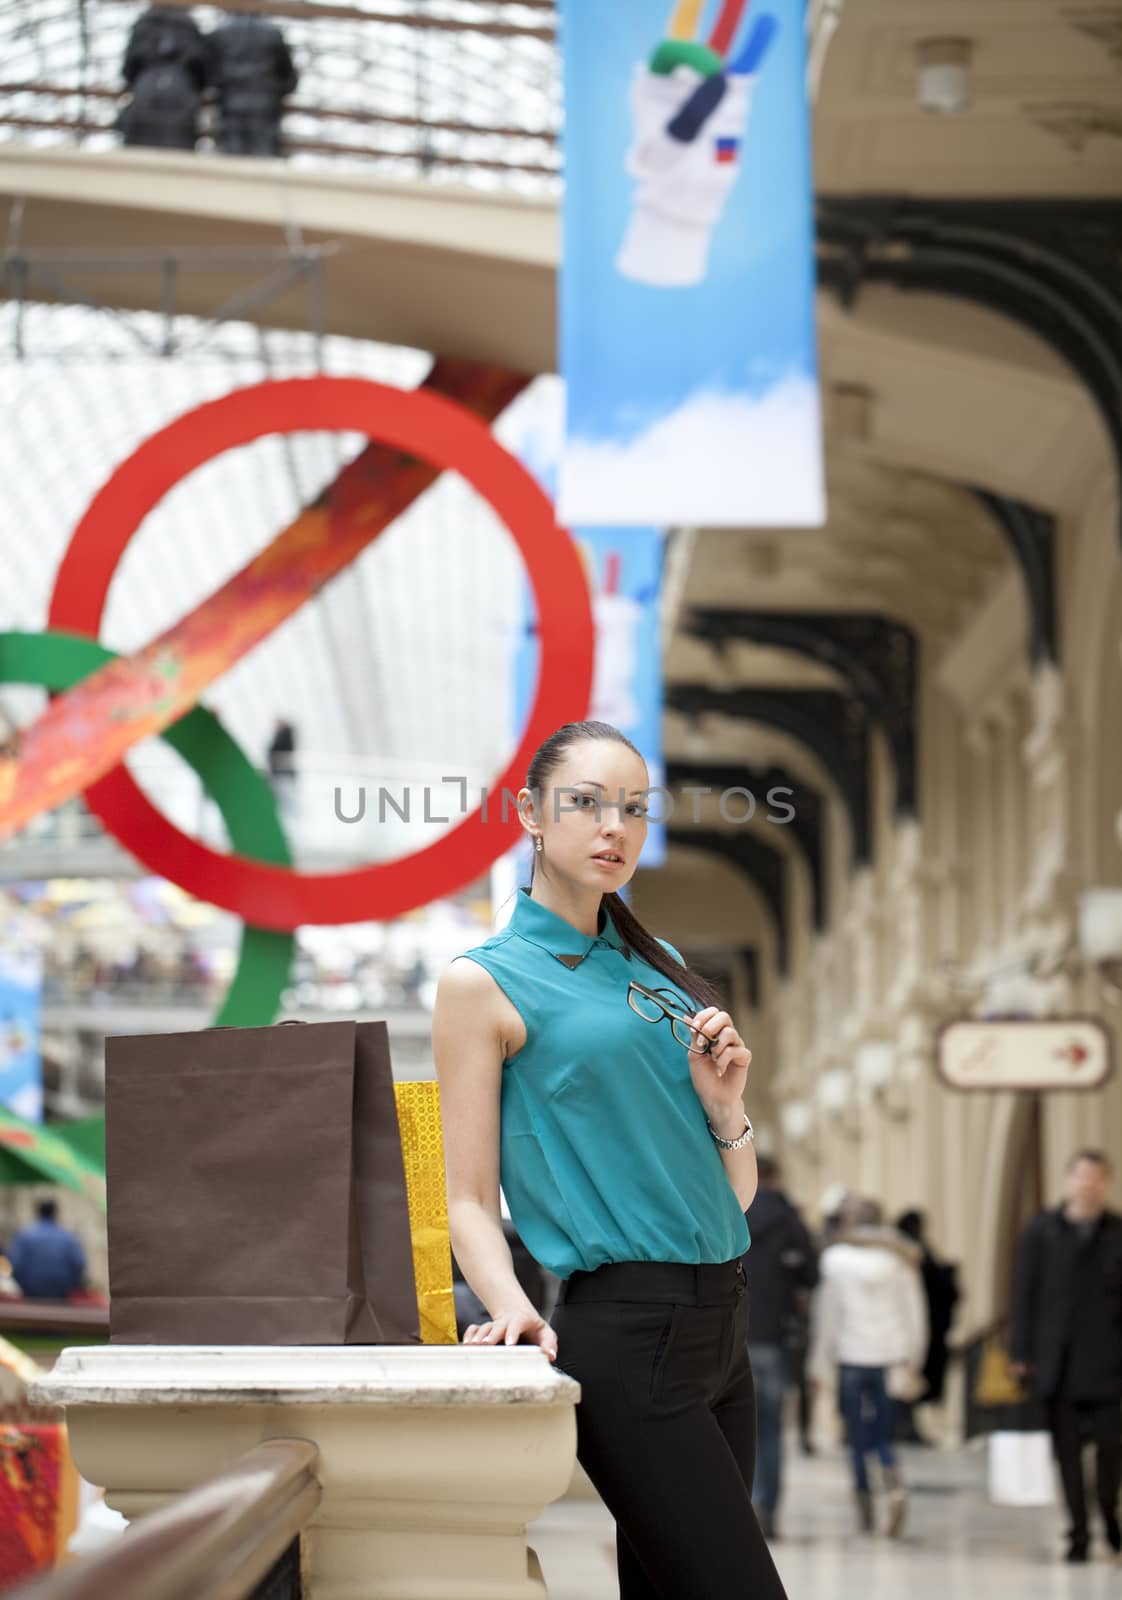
[528,1439,1122,1599]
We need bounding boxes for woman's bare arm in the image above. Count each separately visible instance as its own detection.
[432,958,557,1358]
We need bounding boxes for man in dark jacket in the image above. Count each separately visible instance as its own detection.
[207,15,298,158]
[1010,1149,1122,1563]
[118,6,207,151]
[743,1156,818,1539]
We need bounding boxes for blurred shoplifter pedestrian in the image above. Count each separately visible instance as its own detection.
[1010,1149,1122,1564]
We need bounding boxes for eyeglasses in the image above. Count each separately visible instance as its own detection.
[627,979,714,1054]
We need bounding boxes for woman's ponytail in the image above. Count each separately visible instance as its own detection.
[603,892,723,1011]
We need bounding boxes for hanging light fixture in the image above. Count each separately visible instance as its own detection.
[916,38,974,115]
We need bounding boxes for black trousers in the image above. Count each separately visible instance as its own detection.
[1048,1396,1122,1540]
[553,1258,788,1599]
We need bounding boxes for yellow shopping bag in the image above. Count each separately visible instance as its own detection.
[973,1333,1026,1408]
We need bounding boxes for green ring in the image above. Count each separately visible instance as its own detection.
[0,630,294,1027]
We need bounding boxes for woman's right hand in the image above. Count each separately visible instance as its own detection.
[463,1308,558,1363]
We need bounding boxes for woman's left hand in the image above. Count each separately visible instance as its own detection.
[687,1007,752,1122]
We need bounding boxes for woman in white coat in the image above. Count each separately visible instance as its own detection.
[810,1196,928,1536]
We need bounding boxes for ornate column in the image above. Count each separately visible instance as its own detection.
[885,815,958,1020]
[815,1066,862,1195]
[963,715,999,965]
[778,1096,822,1202]
[892,1002,953,1219]
[812,921,848,1076]
[775,961,815,1103]
[852,1041,892,1200]
[996,699,1025,949]
[1021,661,1081,980]
[840,865,889,1046]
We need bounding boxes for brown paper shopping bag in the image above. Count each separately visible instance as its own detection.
[105,1019,421,1344]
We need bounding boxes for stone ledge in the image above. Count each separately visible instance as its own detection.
[32,1344,580,1410]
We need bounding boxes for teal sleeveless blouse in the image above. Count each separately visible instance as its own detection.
[458,889,751,1280]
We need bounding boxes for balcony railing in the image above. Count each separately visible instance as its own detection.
[0,0,561,193]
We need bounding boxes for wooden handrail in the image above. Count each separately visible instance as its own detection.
[0,1302,109,1335]
[7,1439,321,1600]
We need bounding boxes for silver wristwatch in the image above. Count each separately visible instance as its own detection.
[707,1112,754,1150]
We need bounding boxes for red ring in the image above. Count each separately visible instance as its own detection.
[49,376,594,929]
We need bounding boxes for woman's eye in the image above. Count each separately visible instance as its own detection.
[570,793,596,809]
[627,804,649,818]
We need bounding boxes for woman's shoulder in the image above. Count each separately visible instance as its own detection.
[443,933,514,986]
[435,947,513,1024]
[453,927,518,969]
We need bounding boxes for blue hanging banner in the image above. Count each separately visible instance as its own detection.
[558,0,824,529]
[513,530,667,871]
[0,948,43,1123]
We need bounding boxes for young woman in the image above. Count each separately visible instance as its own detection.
[432,720,788,1599]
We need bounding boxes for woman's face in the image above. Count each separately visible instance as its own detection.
[523,739,650,892]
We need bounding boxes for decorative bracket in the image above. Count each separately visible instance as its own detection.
[665,757,827,929]
[683,609,917,816]
[971,490,1059,665]
[666,683,873,867]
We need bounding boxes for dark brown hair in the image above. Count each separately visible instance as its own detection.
[526,720,722,1011]
[1068,1149,1113,1174]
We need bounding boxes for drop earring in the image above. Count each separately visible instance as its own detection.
[534,836,543,854]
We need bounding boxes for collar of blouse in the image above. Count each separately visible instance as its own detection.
[507,887,633,970]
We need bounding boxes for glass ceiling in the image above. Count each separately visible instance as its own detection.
[0,303,558,866]
[0,3,565,866]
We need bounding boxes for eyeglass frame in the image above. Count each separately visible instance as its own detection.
[627,979,715,1054]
